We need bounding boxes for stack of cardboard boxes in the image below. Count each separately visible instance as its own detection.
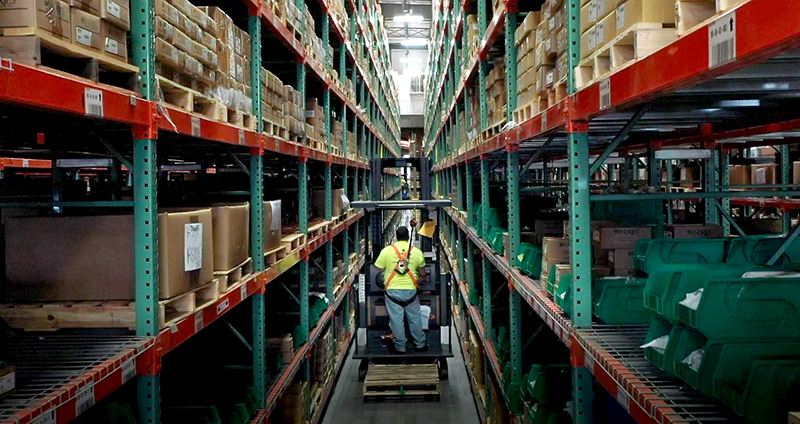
[284,86,305,137]
[515,12,541,109]
[486,58,506,126]
[540,237,570,291]
[277,381,308,424]
[262,68,286,125]
[0,0,131,63]
[305,98,325,142]
[592,224,652,276]
[202,6,252,112]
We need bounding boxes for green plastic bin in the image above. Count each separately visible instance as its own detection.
[163,406,222,424]
[488,226,507,255]
[642,316,683,373]
[676,276,800,341]
[554,274,571,316]
[592,277,652,325]
[726,235,800,269]
[73,403,137,424]
[634,238,727,275]
[717,360,800,424]
[517,243,543,278]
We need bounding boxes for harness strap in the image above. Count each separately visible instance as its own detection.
[385,244,418,289]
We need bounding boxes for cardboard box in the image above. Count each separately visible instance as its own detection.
[751,164,777,185]
[794,162,800,185]
[212,203,249,271]
[101,20,127,60]
[72,8,102,51]
[553,264,570,288]
[729,164,751,186]
[0,0,70,41]
[542,237,570,261]
[580,1,594,33]
[664,224,724,239]
[155,36,180,69]
[608,249,634,273]
[101,0,129,30]
[71,0,100,15]
[155,0,179,26]
[159,208,215,298]
[0,366,16,398]
[311,188,345,217]
[263,200,282,252]
[593,226,651,250]
[595,10,616,47]
[580,26,595,58]
[615,0,674,35]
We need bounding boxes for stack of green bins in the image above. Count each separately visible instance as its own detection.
[633,238,727,275]
[520,365,572,424]
[592,277,652,325]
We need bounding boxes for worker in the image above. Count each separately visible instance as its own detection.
[374,226,427,354]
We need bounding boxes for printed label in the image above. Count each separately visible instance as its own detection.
[76,27,93,46]
[616,3,625,30]
[240,283,247,300]
[358,274,366,303]
[121,358,136,384]
[33,410,57,424]
[616,390,630,412]
[545,38,552,52]
[22,159,29,168]
[709,12,736,68]
[184,223,203,271]
[0,371,14,394]
[238,129,245,145]
[75,386,95,416]
[84,88,103,118]
[191,116,201,137]
[548,17,555,31]
[194,311,204,332]
[588,27,597,51]
[217,298,230,315]
[107,0,122,19]
[596,21,605,45]
[546,71,554,86]
[584,353,595,372]
[588,0,597,22]
[541,111,548,132]
[105,38,119,55]
[599,78,611,110]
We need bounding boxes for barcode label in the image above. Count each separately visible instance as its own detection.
[33,410,56,424]
[240,283,247,300]
[217,299,230,315]
[194,311,203,332]
[191,116,201,137]
[22,159,29,168]
[75,386,95,416]
[121,358,136,383]
[107,0,122,19]
[584,353,595,372]
[541,111,548,132]
[84,88,103,118]
[616,3,625,30]
[616,390,630,412]
[709,12,736,68]
[358,274,366,303]
[599,79,611,109]
[238,129,245,145]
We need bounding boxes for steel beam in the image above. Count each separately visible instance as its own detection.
[588,105,648,176]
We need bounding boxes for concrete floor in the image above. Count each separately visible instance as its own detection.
[321,328,480,424]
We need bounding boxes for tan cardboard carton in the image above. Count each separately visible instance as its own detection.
[608,249,634,274]
[155,0,179,27]
[0,0,71,41]
[212,203,250,271]
[615,0,674,35]
[72,8,102,51]
[101,0,130,31]
[101,19,127,60]
[71,0,100,15]
[592,226,651,250]
[794,162,800,185]
[664,224,723,239]
[729,164,751,185]
[263,200,283,252]
[158,208,215,298]
[751,164,777,185]
[542,237,570,261]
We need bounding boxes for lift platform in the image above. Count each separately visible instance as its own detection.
[350,157,453,383]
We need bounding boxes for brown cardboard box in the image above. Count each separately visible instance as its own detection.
[155,0,179,27]
[71,0,100,15]
[0,0,70,41]
[155,37,180,69]
[553,264,570,289]
[212,203,249,271]
[158,208,215,298]
[592,226,651,249]
[751,164,777,185]
[101,20,127,60]
[101,0,130,30]
[311,189,345,218]
[794,162,800,185]
[664,224,723,239]
[608,249,634,274]
[263,200,283,252]
[542,237,570,261]
[615,0,675,35]
[729,164,751,186]
[72,8,102,51]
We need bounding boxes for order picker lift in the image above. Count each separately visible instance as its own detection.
[350,157,453,390]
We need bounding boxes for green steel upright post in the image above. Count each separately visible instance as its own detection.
[721,152,731,236]
[505,13,517,122]
[299,158,310,345]
[781,145,791,233]
[648,147,664,238]
[466,161,474,221]
[477,0,489,131]
[481,158,490,239]
[132,0,160,420]
[666,160,674,225]
[705,150,720,224]
[508,142,522,409]
[480,156,491,338]
[567,0,593,420]
[248,14,267,409]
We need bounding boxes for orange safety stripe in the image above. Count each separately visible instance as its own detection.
[385,244,417,289]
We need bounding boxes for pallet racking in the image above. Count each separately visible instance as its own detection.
[425,0,800,422]
[0,0,401,422]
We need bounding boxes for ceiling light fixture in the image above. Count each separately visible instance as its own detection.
[400,57,422,63]
[394,14,424,23]
[400,38,428,46]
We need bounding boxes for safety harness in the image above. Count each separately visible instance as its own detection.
[385,244,417,289]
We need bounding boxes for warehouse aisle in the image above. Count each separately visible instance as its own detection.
[321,333,480,424]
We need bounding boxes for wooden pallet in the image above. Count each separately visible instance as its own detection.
[363,364,440,400]
[288,133,303,144]
[0,28,138,91]
[214,258,254,294]
[0,279,219,331]
[547,78,568,106]
[264,119,289,139]
[227,108,258,130]
[481,120,506,141]
[157,76,230,123]
[307,219,331,239]
[676,0,716,36]
[281,232,307,252]
[512,100,539,123]
[264,245,288,266]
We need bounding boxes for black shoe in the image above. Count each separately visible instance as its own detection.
[388,345,407,355]
[413,345,429,352]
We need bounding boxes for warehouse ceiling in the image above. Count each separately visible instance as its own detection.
[378,0,432,62]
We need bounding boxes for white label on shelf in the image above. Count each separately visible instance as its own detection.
[546,71,555,86]
[616,390,630,412]
[0,371,15,394]
[358,274,366,303]
[584,353,595,372]
[75,386,95,416]
[105,38,119,55]
[121,358,136,384]
[75,27,93,47]
[217,298,230,315]
[541,111,548,132]
[599,78,611,110]
[22,159,29,168]
[107,0,122,19]
[184,223,203,271]
[33,410,57,424]
[240,283,247,300]
[84,88,103,118]
[616,3,625,30]
[194,311,204,332]
[238,129,245,146]
[306,110,315,118]
[191,116,201,137]
[709,11,736,68]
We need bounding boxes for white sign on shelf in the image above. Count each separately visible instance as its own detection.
[191,116,201,137]
[33,410,57,424]
[84,88,104,118]
[194,311,204,333]
[184,223,203,271]
[240,284,247,301]
[709,11,736,68]
[358,274,366,303]
[238,129,245,145]
[541,111,548,132]
[599,79,611,110]
[217,299,230,315]
[121,358,136,384]
[75,386,95,416]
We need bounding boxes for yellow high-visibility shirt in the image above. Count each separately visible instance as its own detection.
[374,241,425,290]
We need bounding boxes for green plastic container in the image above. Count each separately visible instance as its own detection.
[554,274,571,316]
[517,243,543,277]
[642,316,679,372]
[488,226,507,255]
[530,404,553,424]
[717,360,800,424]
[643,265,763,324]
[529,366,571,406]
[726,235,800,269]
[591,200,660,225]
[592,277,652,325]
[634,238,727,275]
[163,406,222,424]
[73,403,137,424]
[546,264,559,295]
[676,276,800,341]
